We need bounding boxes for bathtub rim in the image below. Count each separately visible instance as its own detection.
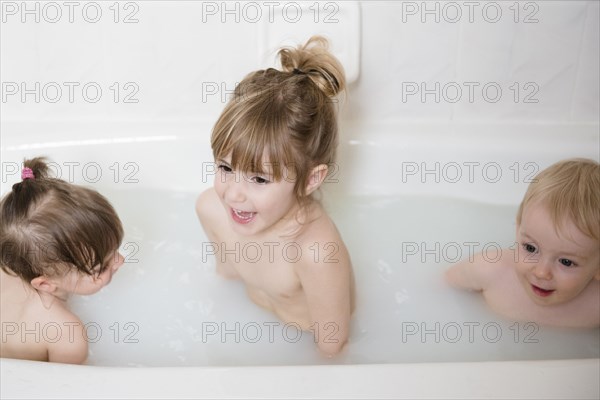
[2,120,599,205]
[1,357,599,399]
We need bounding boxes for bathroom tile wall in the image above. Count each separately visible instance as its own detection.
[1,1,598,128]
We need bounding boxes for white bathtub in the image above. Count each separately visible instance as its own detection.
[1,120,599,399]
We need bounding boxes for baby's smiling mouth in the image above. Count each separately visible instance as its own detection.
[531,283,555,297]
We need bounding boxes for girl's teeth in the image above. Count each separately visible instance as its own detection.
[234,209,254,220]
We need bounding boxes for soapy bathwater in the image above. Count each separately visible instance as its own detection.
[68,189,600,366]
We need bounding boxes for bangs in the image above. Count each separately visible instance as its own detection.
[211,98,298,181]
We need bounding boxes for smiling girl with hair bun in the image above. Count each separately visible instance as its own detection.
[196,36,355,357]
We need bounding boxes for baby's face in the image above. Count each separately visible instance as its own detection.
[515,204,600,307]
[60,251,125,296]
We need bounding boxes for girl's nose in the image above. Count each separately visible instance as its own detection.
[225,178,246,203]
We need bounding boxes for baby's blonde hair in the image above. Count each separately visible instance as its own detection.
[211,36,346,208]
[516,158,599,241]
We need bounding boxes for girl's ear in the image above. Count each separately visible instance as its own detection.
[30,276,58,294]
[30,275,67,308]
[305,164,329,195]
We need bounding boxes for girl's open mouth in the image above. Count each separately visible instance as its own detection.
[231,208,256,224]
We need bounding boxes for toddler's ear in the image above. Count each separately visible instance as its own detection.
[305,164,328,195]
[30,276,58,294]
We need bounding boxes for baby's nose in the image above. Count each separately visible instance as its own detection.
[532,260,552,279]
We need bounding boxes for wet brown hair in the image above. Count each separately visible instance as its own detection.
[516,158,599,241]
[0,157,124,283]
[211,36,346,208]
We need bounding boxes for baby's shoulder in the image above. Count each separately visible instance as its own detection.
[473,249,515,277]
[43,304,88,363]
[474,249,514,269]
[446,249,515,292]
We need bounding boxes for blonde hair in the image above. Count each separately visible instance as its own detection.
[211,36,346,208]
[516,158,599,241]
[0,157,124,283]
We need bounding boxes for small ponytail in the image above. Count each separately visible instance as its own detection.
[23,157,51,180]
[9,157,54,216]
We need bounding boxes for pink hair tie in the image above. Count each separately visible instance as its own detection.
[21,167,35,180]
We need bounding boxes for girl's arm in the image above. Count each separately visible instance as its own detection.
[195,188,240,279]
[296,235,353,358]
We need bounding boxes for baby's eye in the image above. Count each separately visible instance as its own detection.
[559,258,576,267]
[522,243,537,253]
[218,164,233,173]
[252,176,270,185]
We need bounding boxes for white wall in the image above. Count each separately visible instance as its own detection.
[357,1,599,123]
[1,1,598,129]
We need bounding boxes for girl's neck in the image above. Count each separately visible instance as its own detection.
[34,287,69,310]
[275,200,323,240]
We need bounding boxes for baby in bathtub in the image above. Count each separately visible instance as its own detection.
[1,157,125,363]
[196,36,355,357]
[445,158,599,328]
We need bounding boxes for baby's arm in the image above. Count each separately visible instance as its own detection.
[445,252,504,291]
[296,238,353,358]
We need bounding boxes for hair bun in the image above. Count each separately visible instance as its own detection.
[278,35,346,98]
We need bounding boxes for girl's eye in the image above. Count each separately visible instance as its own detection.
[522,243,537,253]
[218,164,233,173]
[252,176,270,184]
[559,258,575,267]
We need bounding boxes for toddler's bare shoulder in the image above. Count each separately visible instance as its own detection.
[196,188,220,221]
